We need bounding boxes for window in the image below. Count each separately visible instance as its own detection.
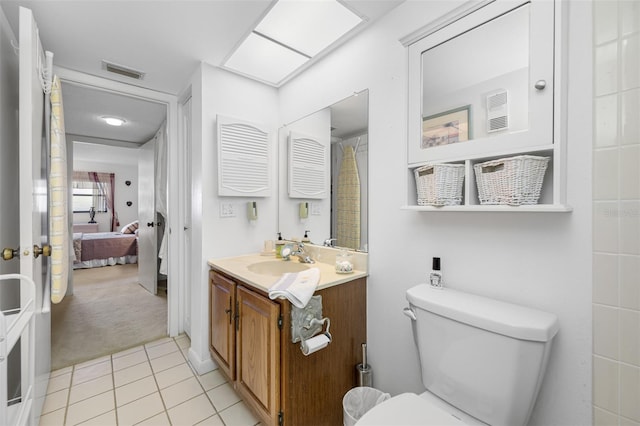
[72,180,107,213]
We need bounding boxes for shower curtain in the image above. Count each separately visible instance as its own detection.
[336,145,360,250]
[49,75,69,304]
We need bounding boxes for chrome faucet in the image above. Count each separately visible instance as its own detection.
[291,242,315,264]
[323,238,336,247]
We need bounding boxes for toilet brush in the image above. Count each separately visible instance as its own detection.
[356,343,372,387]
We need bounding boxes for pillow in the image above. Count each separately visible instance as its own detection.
[121,220,139,234]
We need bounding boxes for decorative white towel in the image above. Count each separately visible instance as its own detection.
[268,267,321,308]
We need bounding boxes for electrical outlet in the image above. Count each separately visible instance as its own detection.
[220,202,235,218]
[311,202,321,215]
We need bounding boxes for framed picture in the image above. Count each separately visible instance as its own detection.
[421,105,471,149]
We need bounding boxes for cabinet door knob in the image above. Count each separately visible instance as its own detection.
[534,79,547,90]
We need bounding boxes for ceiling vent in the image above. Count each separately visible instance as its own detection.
[101,60,145,80]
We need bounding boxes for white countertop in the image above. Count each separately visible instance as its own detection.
[208,253,367,293]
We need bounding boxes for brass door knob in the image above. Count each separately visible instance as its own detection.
[33,244,51,258]
[2,247,19,261]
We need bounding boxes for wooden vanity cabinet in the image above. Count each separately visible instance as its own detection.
[209,269,367,426]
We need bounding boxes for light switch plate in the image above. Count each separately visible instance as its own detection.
[311,202,321,215]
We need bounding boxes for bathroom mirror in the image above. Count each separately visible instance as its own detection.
[406,0,554,165]
[278,90,368,252]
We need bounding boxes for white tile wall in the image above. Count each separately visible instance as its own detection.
[593,1,640,424]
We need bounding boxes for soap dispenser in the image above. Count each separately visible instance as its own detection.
[302,230,311,243]
[430,257,443,288]
[275,233,285,258]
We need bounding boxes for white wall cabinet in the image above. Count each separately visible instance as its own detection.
[402,0,571,212]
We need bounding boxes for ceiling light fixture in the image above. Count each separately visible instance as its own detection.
[223,0,363,86]
[102,116,126,126]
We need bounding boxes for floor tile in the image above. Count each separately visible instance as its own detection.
[68,374,114,405]
[197,369,227,391]
[116,392,165,426]
[112,345,144,359]
[113,361,153,388]
[150,350,186,374]
[167,394,216,426]
[218,401,260,426]
[155,363,194,389]
[74,355,111,370]
[146,340,179,359]
[38,407,66,426]
[145,336,173,348]
[72,360,112,386]
[112,349,148,372]
[65,390,115,425]
[175,334,191,349]
[196,414,225,425]
[76,410,117,425]
[115,375,159,407]
[46,372,71,394]
[160,376,204,409]
[137,411,171,425]
[41,388,68,414]
[50,366,73,378]
[207,382,241,412]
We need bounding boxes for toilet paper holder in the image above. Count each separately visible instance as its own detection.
[299,317,332,355]
[291,295,323,343]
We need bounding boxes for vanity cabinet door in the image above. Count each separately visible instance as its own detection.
[209,271,236,381]
[235,285,281,426]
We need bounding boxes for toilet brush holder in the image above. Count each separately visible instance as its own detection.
[356,363,372,387]
[356,343,372,387]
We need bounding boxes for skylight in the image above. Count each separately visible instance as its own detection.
[223,0,363,86]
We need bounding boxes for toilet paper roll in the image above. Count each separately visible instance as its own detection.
[301,334,330,356]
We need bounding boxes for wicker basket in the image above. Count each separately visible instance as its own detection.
[414,163,465,206]
[474,155,550,205]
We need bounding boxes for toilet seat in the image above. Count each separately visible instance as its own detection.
[356,393,466,426]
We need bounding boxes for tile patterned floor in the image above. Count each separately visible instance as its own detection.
[39,335,261,426]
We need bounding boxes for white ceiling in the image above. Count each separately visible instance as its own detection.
[1,0,403,146]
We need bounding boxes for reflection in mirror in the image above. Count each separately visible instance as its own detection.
[421,4,529,148]
[278,90,368,252]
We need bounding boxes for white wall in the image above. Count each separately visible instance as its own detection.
[73,143,139,232]
[279,1,592,424]
[188,64,280,372]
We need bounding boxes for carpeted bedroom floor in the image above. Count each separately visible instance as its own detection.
[51,264,168,370]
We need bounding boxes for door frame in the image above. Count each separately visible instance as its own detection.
[55,66,182,337]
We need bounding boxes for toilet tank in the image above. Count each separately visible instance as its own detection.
[406,284,559,426]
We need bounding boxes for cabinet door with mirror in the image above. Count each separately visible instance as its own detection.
[278,90,368,251]
[404,0,569,210]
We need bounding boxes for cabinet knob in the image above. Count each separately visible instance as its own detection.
[534,80,547,90]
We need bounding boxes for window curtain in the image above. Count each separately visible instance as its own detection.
[73,171,118,231]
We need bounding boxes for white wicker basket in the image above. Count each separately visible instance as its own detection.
[414,163,465,206]
[474,155,550,205]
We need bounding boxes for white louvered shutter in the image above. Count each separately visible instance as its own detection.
[288,131,329,199]
[217,115,271,197]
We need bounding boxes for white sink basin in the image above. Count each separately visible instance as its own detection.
[247,260,310,276]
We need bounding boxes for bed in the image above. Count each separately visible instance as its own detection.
[73,231,138,269]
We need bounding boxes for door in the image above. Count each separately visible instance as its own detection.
[236,286,280,426]
[209,271,235,381]
[138,138,157,294]
[19,6,50,422]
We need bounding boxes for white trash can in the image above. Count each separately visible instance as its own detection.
[342,386,391,426]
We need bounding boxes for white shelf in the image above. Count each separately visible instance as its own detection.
[402,204,572,213]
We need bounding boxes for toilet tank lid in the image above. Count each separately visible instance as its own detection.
[406,284,559,342]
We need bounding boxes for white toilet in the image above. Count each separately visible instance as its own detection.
[357,284,559,426]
